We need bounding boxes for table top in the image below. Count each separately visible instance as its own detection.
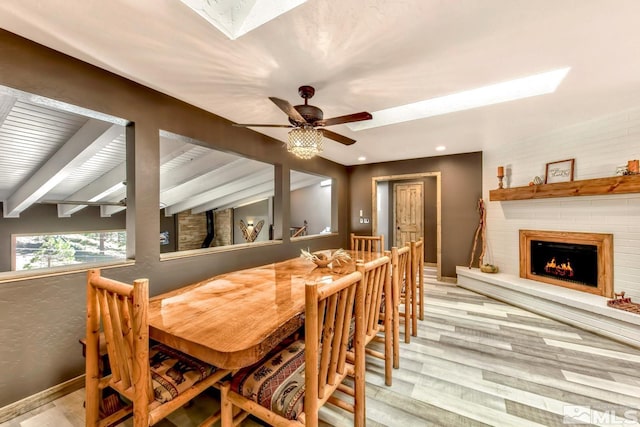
[148,249,387,369]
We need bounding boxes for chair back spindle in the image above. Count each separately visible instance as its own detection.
[350,233,385,255]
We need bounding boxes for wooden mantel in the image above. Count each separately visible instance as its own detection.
[489,174,640,201]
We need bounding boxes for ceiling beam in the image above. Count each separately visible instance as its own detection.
[165,167,273,215]
[161,159,270,209]
[57,162,126,217]
[191,181,275,214]
[0,94,16,126]
[160,149,239,192]
[100,201,126,218]
[208,190,274,213]
[2,120,120,217]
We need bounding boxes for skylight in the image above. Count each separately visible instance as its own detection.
[347,67,571,131]
[180,0,307,40]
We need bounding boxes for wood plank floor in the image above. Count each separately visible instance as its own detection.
[3,267,640,427]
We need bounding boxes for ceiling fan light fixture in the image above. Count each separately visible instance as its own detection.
[287,127,323,159]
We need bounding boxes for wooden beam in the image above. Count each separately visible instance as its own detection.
[489,174,640,201]
[3,121,121,217]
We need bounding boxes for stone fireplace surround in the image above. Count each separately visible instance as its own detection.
[456,267,640,348]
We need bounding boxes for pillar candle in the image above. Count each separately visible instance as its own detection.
[497,166,504,177]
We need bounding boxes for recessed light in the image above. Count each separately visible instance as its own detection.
[435,146,446,151]
[180,0,307,40]
[358,156,366,161]
[347,67,571,131]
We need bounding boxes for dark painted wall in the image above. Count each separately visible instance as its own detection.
[424,177,438,263]
[0,30,349,407]
[348,152,483,277]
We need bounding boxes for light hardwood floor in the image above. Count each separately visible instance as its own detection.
[3,267,640,427]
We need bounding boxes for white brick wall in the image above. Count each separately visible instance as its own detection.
[483,107,640,300]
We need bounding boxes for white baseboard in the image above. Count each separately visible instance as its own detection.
[456,267,640,349]
[0,375,84,423]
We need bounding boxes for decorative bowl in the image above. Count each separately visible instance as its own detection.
[313,257,332,268]
[480,264,499,273]
[301,249,351,268]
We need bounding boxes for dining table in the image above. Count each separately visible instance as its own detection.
[148,249,388,370]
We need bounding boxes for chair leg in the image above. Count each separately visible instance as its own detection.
[84,379,100,426]
[411,272,418,337]
[393,297,400,369]
[404,287,411,344]
[419,272,425,321]
[220,382,234,427]
[384,285,393,386]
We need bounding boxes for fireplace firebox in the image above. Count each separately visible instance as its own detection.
[519,230,613,297]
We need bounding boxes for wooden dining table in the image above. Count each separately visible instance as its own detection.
[148,249,387,370]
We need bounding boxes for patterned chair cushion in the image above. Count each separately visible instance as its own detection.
[149,343,218,404]
[230,339,305,420]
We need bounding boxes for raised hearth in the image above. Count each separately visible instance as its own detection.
[456,267,640,349]
[519,230,613,298]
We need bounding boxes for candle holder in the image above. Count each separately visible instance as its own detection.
[497,167,505,189]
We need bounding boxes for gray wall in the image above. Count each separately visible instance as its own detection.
[348,152,483,277]
[0,29,349,407]
[290,183,331,235]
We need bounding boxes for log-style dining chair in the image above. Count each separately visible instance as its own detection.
[391,245,412,362]
[219,267,366,427]
[350,232,385,255]
[85,269,230,427]
[341,255,393,387]
[412,239,425,323]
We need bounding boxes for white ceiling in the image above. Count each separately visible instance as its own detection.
[0,1,639,166]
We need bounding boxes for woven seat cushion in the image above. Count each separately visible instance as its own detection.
[149,343,218,404]
[230,339,305,420]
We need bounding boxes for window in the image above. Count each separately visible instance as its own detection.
[159,131,277,255]
[0,84,130,276]
[13,231,126,271]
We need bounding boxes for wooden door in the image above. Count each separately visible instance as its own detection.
[393,181,423,247]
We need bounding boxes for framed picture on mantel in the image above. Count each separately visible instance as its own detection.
[545,158,575,184]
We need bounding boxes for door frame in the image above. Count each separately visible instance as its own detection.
[371,172,442,281]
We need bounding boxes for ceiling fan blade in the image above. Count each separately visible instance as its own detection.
[233,123,294,128]
[320,129,356,146]
[314,111,372,127]
[269,97,307,124]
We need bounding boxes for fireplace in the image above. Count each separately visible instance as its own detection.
[519,230,613,297]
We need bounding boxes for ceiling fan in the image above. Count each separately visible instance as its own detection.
[233,85,372,146]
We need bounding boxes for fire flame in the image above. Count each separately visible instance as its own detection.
[544,257,574,277]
